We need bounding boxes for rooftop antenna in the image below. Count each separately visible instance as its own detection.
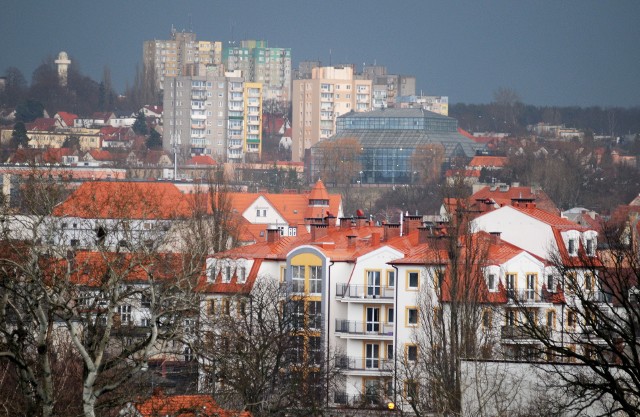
[329,49,332,66]
[188,13,193,32]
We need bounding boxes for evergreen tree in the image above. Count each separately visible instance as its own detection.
[11,121,29,148]
[132,111,148,136]
[146,129,163,149]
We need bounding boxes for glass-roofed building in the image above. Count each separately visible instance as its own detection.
[310,108,484,185]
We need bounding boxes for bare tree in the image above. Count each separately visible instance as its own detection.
[399,183,497,416]
[0,174,205,417]
[513,218,640,416]
[197,277,342,417]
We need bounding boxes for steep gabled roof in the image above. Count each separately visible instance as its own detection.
[470,185,560,216]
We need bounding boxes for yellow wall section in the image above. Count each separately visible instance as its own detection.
[291,253,323,266]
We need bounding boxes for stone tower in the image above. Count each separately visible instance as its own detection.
[54,51,71,86]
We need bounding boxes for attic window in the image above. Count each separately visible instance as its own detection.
[586,239,595,256]
[487,274,496,292]
[568,239,577,256]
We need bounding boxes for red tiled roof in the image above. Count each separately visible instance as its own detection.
[43,148,73,163]
[470,186,560,216]
[134,393,249,417]
[53,181,191,219]
[27,118,56,132]
[88,149,114,161]
[186,155,217,166]
[56,111,78,127]
[468,155,507,168]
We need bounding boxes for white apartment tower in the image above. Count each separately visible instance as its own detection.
[163,66,263,162]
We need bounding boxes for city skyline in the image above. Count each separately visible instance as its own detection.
[1,0,639,107]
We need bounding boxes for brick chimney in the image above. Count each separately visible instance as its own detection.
[339,217,353,229]
[266,228,280,243]
[347,235,357,248]
[403,214,422,235]
[311,223,329,241]
[490,231,501,244]
[355,216,366,228]
[325,215,337,228]
[371,232,380,246]
[418,226,431,244]
[383,223,401,241]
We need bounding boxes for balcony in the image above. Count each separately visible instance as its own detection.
[335,319,393,337]
[191,93,206,100]
[506,289,545,304]
[336,284,394,300]
[191,104,205,110]
[501,325,551,340]
[333,391,388,408]
[191,124,205,130]
[335,355,393,372]
[190,113,206,120]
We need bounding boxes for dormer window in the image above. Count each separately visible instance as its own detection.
[568,239,577,256]
[309,199,329,206]
[487,274,496,292]
[586,238,595,256]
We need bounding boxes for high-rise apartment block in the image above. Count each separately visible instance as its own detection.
[223,40,292,103]
[163,66,262,162]
[144,28,223,91]
[291,66,372,162]
[360,65,416,109]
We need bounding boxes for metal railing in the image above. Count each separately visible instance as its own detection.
[336,284,394,299]
[501,325,551,340]
[335,319,394,336]
[335,355,393,371]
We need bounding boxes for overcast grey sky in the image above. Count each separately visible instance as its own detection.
[1,0,639,106]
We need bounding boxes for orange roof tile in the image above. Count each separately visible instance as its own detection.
[134,393,250,417]
[186,155,217,166]
[53,181,191,219]
[468,155,507,168]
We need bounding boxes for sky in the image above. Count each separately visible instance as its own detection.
[1,0,639,107]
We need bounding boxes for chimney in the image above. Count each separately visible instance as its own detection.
[418,226,431,244]
[383,223,401,241]
[371,232,380,246]
[311,223,329,241]
[339,217,352,229]
[325,215,337,228]
[403,214,422,235]
[347,235,357,248]
[489,231,501,244]
[266,228,280,243]
[355,216,366,228]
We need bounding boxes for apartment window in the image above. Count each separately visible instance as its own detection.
[141,293,151,308]
[387,270,395,288]
[546,310,555,329]
[292,265,305,292]
[506,273,516,299]
[308,301,322,330]
[547,274,555,292]
[568,238,577,256]
[309,336,322,365]
[407,307,418,326]
[222,298,230,315]
[526,274,536,300]
[487,273,496,291]
[406,345,418,361]
[506,310,517,327]
[238,267,247,284]
[482,309,492,328]
[585,273,594,291]
[407,271,419,289]
[207,299,215,315]
[292,300,304,329]
[118,305,132,324]
[567,310,577,327]
[366,307,380,332]
[387,344,394,360]
[238,300,246,316]
[310,266,322,293]
[223,265,232,283]
[387,307,394,324]
[367,270,381,296]
[586,238,595,256]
